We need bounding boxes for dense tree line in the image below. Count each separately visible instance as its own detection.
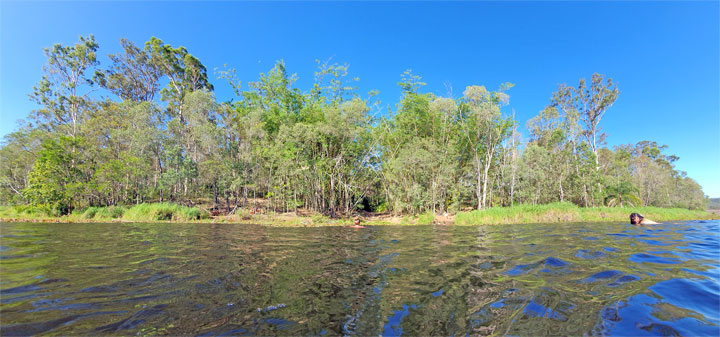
[0,36,708,215]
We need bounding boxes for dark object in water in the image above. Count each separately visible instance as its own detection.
[630,213,659,225]
[350,216,365,228]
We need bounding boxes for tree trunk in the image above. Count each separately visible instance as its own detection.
[243,185,248,207]
[213,179,218,207]
[475,154,483,210]
[482,160,491,209]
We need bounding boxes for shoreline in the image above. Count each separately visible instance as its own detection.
[1,203,715,227]
[0,213,416,227]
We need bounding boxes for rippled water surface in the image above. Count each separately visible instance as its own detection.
[1,220,719,336]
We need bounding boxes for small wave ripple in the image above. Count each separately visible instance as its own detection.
[0,220,718,336]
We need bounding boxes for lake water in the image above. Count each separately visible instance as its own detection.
[1,220,718,336]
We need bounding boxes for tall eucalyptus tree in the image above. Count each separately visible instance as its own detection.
[29,35,100,138]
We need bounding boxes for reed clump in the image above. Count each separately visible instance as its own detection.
[122,203,209,222]
[416,211,436,225]
[79,205,126,220]
[0,204,58,218]
[454,202,711,225]
[1,203,208,222]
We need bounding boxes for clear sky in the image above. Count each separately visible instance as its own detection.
[1,1,718,196]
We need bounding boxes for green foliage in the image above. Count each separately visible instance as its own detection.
[0,204,59,218]
[374,201,390,213]
[82,206,99,219]
[398,69,426,94]
[455,202,710,225]
[29,35,99,137]
[0,36,709,217]
[82,205,126,219]
[97,38,163,101]
[146,36,213,105]
[604,181,641,207]
[123,203,208,222]
[0,203,209,222]
[455,202,580,225]
[416,211,436,225]
[22,136,87,215]
[0,128,47,205]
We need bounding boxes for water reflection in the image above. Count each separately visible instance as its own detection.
[1,220,718,336]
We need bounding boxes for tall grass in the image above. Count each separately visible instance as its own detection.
[78,206,127,220]
[0,204,58,218]
[416,211,436,225]
[1,201,711,225]
[454,202,711,225]
[0,203,209,222]
[122,203,208,221]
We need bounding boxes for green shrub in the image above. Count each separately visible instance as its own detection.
[417,211,435,225]
[374,201,390,213]
[122,203,208,222]
[12,204,57,217]
[155,208,173,221]
[454,202,711,225]
[97,206,126,219]
[177,207,208,221]
[83,207,100,219]
[77,205,127,219]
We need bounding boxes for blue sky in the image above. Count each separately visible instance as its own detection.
[1,1,718,196]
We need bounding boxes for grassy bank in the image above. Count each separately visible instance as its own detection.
[0,203,210,223]
[0,203,347,226]
[0,202,714,226]
[454,202,713,225]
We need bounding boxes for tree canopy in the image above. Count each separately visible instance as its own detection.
[0,35,707,214]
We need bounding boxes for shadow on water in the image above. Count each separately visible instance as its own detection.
[1,220,718,336]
